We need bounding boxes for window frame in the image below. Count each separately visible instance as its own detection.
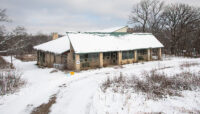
[122,50,134,60]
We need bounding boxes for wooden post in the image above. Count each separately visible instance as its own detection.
[134,50,137,62]
[117,51,122,65]
[37,51,40,65]
[45,52,48,66]
[147,49,151,61]
[99,52,103,67]
[150,48,152,60]
[158,48,162,60]
[46,52,50,67]
[75,54,80,71]
[10,54,13,68]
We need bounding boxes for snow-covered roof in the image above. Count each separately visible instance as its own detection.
[34,32,164,54]
[68,33,164,54]
[34,36,70,54]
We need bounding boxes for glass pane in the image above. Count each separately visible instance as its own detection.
[129,51,134,58]
[122,51,128,60]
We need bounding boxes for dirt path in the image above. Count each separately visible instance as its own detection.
[31,94,57,114]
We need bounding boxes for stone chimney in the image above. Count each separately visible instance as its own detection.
[52,32,58,40]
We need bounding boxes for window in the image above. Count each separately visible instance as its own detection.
[80,53,99,62]
[122,51,128,59]
[80,54,88,59]
[122,51,134,60]
[137,49,147,61]
[40,52,45,63]
[88,53,99,61]
[152,49,158,56]
[129,51,134,58]
[138,49,147,55]
[62,54,67,64]
[37,51,39,61]
[79,53,99,68]
[103,52,111,59]
[82,62,89,68]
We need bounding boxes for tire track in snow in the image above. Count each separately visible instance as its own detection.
[50,73,106,114]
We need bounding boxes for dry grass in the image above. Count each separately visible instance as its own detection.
[0,56,23,95]
[101,70,200,99]
[31,94,57,114]
[153,66,172,71]
[174,107,200,114]
[135,112,163,114]
[180,62,200,69]
[0,69,25,95]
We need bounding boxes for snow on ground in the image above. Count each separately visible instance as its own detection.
[0,56,200,114]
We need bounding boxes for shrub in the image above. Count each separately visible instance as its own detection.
[101,70,200,99]
[101,77,111,93]
[0,69,25,95]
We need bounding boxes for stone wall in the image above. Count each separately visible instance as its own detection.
[80,58,100,70]
[55,55,62,64]
[121,58,135,64]
[66,50,75,70]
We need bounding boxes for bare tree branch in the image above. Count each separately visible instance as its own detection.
[0,9,9,22]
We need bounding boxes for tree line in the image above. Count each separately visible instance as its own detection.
[0,9,52,55]
[129,0,200,56]
[1,2,200,57]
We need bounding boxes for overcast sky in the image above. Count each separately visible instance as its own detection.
[0,0,200,34]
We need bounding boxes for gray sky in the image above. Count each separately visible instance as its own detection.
[0,0,200,34]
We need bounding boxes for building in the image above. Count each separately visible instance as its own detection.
[96,26,130,33]
[90,26,133,33]
[34,32,164,71]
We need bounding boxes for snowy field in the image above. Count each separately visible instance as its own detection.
[0,56,200,114]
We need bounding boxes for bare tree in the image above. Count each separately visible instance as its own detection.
[129,0,164,32]
[0,25,6,39]
[148,0,164,33]
[161,4,200,54]
[12,26,27,36]
[129,0,151,32]
[0,9,51,59]
[0,9,9,41]
[128,1,200,56]
[0,9,9,22]
[10,26,28,55]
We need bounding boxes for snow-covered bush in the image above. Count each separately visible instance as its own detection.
[0,69,25,95]
[101,70,200,99]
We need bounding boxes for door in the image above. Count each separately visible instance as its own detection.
[62,54,68,69]
[111,52,117,64]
